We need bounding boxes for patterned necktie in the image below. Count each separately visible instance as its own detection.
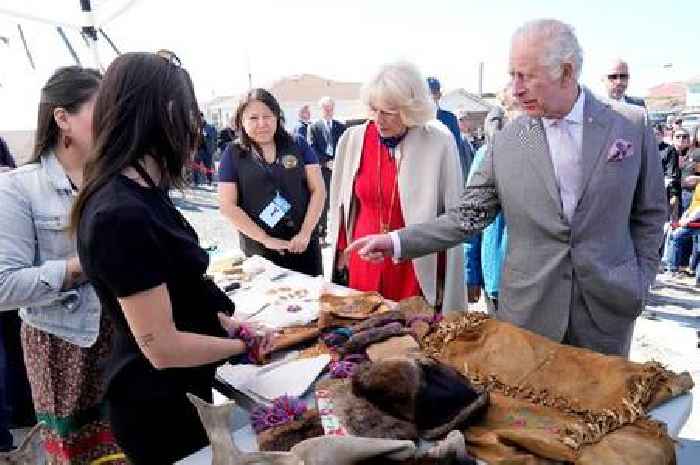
[550,119,581,222]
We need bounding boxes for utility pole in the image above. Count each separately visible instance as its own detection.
[478,62,484,97]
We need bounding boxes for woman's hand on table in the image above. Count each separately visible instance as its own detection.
[288,231,311,254]
[263,236,290,254]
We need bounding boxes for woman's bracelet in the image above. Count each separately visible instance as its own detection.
[228,323,264,364]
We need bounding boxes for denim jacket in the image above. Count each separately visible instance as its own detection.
[0,152,100,347]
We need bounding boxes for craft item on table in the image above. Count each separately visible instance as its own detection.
[420,313,694,465]
[257,408,324,452]
[339,322,408,357]
[315,378,418,440]
[269,325,320,353]
[316,388,349,436]
[366,335,421,362]
[352,356,488,440]
[232,273,324,330]
[314,355,487,442]
[286,304,302,313]
[251,395,308,433]
[227,323,266,365]
[191,393,482,465]
[318,291,389,329]
[329,354,368,379]
[208,253,245,274]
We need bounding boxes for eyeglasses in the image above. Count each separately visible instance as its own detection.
[607,73,629,81]
[156,49,182,67]
[675,134,689,140]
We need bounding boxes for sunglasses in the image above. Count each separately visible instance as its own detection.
[155,49,182,67]
[607,73,629,80]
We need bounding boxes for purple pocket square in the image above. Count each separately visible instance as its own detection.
[608,139,634,161]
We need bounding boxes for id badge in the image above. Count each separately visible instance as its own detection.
[259,192,291,228]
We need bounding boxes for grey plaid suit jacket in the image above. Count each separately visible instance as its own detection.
[397,88,666,343]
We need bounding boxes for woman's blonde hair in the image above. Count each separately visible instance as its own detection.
[360,61,435,128]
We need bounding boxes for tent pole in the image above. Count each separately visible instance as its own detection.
[79,0,102,70]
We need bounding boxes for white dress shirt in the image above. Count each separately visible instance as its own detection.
[542,90,585,222]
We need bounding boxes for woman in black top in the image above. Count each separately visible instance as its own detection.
[218,89,325,276]
[71,52,268,464]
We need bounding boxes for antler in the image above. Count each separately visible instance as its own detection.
[0,422,43,465]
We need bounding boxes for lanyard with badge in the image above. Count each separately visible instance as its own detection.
[254,148,293,229]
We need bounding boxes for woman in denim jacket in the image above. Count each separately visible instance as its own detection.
[0,67,124,464]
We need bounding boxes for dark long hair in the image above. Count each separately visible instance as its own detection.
[70,52,200,233]
[234,88,294,156]
[31,66,101,163]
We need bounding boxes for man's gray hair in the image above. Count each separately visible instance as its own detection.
[512,19,583,80]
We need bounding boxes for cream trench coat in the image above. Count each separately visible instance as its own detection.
[328,121,466,313]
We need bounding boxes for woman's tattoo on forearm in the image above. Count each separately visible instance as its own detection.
[136,333,156,348]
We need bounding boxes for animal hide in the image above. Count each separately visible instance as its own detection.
[420,313,692,464]
[0,423,42,465]
[351,356,488,439]
[257,409,324,452]
[188,394,476,465]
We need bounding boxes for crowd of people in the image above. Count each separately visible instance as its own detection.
[0,16,698,465]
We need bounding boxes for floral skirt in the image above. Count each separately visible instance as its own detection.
[21,318,126,465]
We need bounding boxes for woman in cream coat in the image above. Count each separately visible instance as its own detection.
[329,61,465,313]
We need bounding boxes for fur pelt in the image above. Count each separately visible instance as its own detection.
[316,378,418,440]
[352,356,488,440]
[257,409,325,452]
[339,322,409,356]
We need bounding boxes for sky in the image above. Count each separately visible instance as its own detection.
[0,0,698,130]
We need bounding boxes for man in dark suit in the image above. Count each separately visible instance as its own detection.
[603,59,646,107]
[310,97,346,242]
[427,77,471,182]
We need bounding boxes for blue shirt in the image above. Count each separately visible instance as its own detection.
[437,108,469,181]
[219,136,319,183]
[463,145,508,297]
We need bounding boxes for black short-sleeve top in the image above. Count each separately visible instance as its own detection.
[77,175,229,395]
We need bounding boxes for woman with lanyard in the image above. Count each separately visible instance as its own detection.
[329,61,465,313]
[218,89,325,276]
[72,52,271,464]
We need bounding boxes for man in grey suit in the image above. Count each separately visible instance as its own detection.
[603,59,646,108]
[347,19,666,357]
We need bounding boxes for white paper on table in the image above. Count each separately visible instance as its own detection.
[245,354,331,401]
[218,354,331,404]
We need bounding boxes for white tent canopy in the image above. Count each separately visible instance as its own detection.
[0,0,135,70]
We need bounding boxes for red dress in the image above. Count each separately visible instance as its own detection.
[337,122,422,301]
